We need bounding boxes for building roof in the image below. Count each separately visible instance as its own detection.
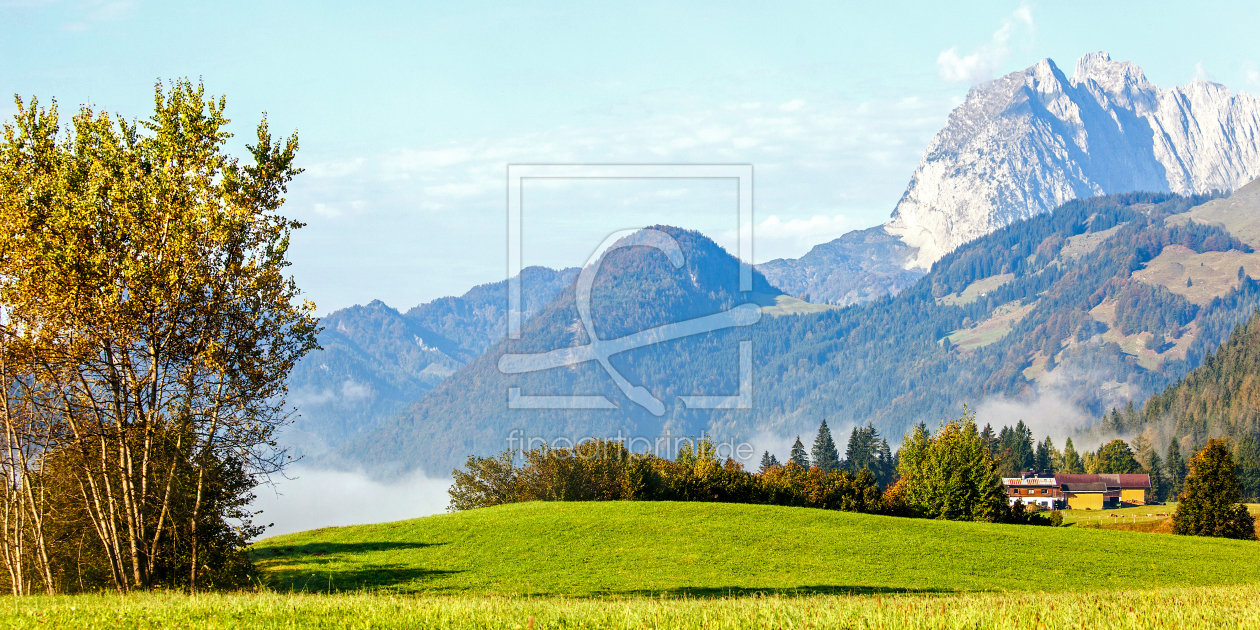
[1002,473,1151,490]
[1059,481,1108,493]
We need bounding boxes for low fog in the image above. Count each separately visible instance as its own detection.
[251,467,452,538]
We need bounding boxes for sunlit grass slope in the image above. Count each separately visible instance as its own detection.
[251,501,1260,596]
[4,586,1260,629]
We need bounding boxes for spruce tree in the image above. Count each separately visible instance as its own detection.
[758,450,780,473]
[811,420,841,472]
[1143,450,1167,503]
[1095,439,1143,474]
[1035,437,1055,472]
[1172,439,1256,540]
[1166,438,1188,498]
[876,438,895,487]
[789,436,810,469]
[1061,438,1085,474]
[1234,434,1260,500]
[980,423,998,456]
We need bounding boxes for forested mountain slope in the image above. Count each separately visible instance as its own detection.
[1134,301,1260,447]
[285,266,577,455]
[338,188,1260,476]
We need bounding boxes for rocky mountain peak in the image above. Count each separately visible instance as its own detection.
[885,52,1260,270]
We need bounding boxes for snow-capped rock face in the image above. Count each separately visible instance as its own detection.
[887,52,1260,269]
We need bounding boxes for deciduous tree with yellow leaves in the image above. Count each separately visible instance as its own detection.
[0,80,318,593]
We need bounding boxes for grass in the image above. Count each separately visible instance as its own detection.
[1059,222,1127,259]
[757,294,841,316]
[936,273,1014,306]
[5,502,1260,627]
[945,300,1036,350]
[3,585,1260,629]
[249,501,1260,596]
[1130,245,1260,306]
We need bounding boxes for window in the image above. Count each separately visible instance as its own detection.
[1041,488,1048,494]
[1026,489,1034,495]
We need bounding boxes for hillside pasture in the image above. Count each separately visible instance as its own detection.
[251,501,1260,597]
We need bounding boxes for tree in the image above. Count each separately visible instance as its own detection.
[1060,438,1085,473]
[811,420,841,472]
[895,407,1007,522]
[1094,439,1143,474]
[1234,434,1260,500]
[844,423,881,476]
[995,421,1034,477]
[1143,450,1167,503]
[1172,439,1256,540]
[0,82,318,592]
[875,438,896,488]
[758,451,780,473]
[980,423,998,457]
[1035,437,1055,472]
[789,436,810,469]
[1166,438,1188,498]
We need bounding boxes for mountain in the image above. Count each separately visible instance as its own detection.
[767,52,1260,306]
[338,187,1260,476]
[338,226,784,474]
[757,226,923,306]
[405,266,580,357]
[285,266,577,455]
[887,51,1260,269]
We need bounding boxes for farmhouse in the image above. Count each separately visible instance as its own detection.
[1002,472,1151,510]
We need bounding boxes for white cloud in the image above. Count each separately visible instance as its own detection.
[313,203,340,219]
[757,213,851,239]
[252,467,450,537]
[778,99,806,112]
[937,4,1035,85]
[1194,61,1213,82]
[286,80,954,311]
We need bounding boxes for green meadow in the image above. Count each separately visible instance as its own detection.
[250,501,1259,596]
[4,501,1260,628]
[2,585,1258,629]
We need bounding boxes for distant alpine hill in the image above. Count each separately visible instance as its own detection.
[328,183,1260,476]
[284,266,576,455]
[762,52,1260,305]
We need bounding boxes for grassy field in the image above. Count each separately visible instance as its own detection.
[250,501,1260,596]
[936,273,1014,306]
[2,585,1259,629]
[3,502,1260,627]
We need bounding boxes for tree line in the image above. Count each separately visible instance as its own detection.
[450,410,1055,527]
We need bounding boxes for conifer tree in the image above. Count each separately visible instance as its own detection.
[1061,438,1085,473]
[789,436,810,469]
[1143,450,1167,503]
[1172,439,1256,540]
[1234,434,1260,500]
[1166,438,1188,497]
[811,420,841,472]
[1035,437,1055,472]
[758,450,780,473]
[876,438,896,487]
[980,424,998,456]
[1095,439,1143,474]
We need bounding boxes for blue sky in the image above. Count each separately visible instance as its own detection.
[4,1,1260,313]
